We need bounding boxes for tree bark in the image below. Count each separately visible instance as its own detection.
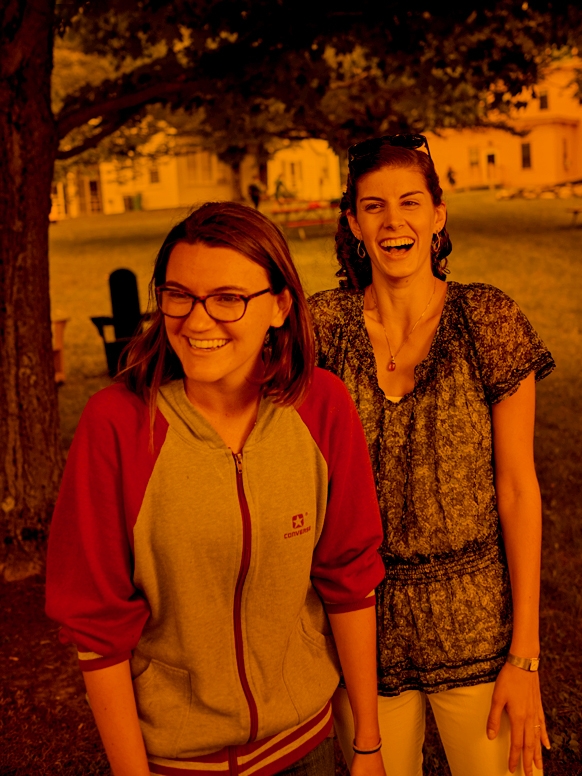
[0,0,62,580]
[230,160,244,201]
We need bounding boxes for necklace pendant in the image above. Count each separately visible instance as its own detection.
[388,359,396,372]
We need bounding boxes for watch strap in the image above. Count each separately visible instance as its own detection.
[507,653,540,672]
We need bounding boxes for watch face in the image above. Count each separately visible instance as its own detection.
[508,654,540,671]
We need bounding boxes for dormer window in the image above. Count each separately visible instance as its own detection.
[149,164,160,184]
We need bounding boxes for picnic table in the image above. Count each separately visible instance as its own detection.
[566,207,582,226]
[270,200,339,239]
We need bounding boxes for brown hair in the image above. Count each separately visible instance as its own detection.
[117,201,314,423]
[335,145,452,289]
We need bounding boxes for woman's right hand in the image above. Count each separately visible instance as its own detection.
[351,751,387,776]
[486,661,549,775]
[83,661,151,776]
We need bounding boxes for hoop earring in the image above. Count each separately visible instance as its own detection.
[431,232,442,254]
[357,240,367,259]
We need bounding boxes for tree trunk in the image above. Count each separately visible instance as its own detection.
[256,143,269,188]
[230,159,244,201]
[0,1,62,580]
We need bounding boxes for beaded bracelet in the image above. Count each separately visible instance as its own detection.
[352,739,382,755]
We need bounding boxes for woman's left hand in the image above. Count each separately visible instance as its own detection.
[486,662,550,775]
[350,751,386,776]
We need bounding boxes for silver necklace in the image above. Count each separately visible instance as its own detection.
[371,279,436,372]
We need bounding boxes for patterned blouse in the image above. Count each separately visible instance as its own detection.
[307,281,555,695]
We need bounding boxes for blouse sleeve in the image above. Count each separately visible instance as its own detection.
[461,284,555,405]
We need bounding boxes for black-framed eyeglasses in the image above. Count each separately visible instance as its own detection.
[156,286,272,322]
[348,134,432,165]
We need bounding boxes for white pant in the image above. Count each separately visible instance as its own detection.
[332,683,543,776]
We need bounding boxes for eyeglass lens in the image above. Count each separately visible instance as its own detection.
[158,289,247,321]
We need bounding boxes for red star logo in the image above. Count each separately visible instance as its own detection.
[292,514,304,529]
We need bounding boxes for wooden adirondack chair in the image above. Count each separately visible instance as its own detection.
[91,268,142,377]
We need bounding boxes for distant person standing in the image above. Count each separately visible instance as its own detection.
[248,176,263,209]
[274,175,286,204]
[446,166,456,188]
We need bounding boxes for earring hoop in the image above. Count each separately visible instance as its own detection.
[431,232,442,254]
[357,240,367,259]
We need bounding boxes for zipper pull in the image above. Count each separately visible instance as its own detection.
[233,452,243,474]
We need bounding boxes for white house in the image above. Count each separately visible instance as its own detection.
[428,59,582,191]
[50,137,342,220]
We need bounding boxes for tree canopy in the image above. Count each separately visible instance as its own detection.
[53,0,582,166]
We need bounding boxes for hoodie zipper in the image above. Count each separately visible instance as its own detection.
[232,452,259,743]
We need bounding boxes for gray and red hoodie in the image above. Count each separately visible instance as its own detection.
[46,367,384,776]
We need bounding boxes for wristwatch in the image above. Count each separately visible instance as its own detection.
[506,653,540,672]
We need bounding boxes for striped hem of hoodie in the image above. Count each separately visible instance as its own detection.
[147,701,332,776]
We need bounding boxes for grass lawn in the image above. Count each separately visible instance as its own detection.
[14,191,578,775]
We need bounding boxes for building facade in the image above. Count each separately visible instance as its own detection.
[50,60,582,219]
[428,60,582,191]
[50,138,342,220]
[266,139,342,202]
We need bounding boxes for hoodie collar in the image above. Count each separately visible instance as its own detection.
[158,380,285,451]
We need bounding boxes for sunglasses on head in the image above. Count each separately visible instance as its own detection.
[348,134,432,165]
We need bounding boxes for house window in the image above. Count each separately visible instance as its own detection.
[186,151,214,183]
[149,164,160,184]
[539,91,549,110]
[468,147,480,167]
[88,180,102,213]
[486,153,496,166]
[521,143,532,169]
[288,161,303,191]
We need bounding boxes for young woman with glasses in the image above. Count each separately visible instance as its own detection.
[46,202,387,776]
[307,135,554,776]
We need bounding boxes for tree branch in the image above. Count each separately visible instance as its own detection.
[57,79,188,139]
[56,112,133,160]
[328,73,370,91]
[53,48,212,140]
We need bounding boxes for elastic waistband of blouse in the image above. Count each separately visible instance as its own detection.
[381,537,505,583]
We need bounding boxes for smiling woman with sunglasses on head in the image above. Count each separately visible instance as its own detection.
[307,135,555,776]
[45,202,387,776]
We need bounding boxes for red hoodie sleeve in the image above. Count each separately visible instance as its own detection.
[45,385,168,671]
[297,369,385,612]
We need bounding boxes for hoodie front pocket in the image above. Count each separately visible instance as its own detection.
[282,616,340,720]
[133,658,191,758]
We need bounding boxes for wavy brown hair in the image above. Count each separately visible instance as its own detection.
[117,201,314,425]
[336,145,452,289]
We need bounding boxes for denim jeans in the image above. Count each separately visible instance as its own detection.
[277,737,335,776]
